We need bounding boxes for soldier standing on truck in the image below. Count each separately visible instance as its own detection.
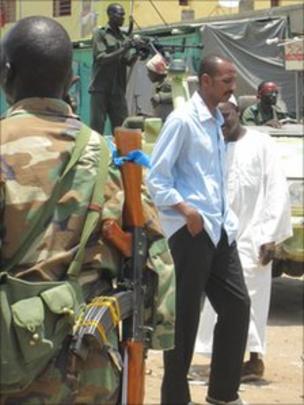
[89,3,138,135]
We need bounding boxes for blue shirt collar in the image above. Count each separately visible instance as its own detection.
[192,91,224,127]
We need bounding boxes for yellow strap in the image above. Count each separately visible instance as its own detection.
[87,296,121,327]
[73,312,85,334]
[100,297,121,326]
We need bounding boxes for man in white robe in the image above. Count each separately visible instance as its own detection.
[195,101,292,381]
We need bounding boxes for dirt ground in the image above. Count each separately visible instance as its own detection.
[144,275,303,405]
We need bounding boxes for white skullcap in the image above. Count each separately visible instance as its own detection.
[146,53,168,75]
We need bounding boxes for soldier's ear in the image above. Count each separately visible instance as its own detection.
[62,68,73,99]
[0,61,13,89]
[0,60,16,105]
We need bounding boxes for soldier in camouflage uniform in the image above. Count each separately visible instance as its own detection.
[241,81,288,128]
[0,16,175,405]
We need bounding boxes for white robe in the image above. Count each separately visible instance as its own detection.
[195,128,292,355]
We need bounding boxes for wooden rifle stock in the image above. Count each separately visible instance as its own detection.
[114,127,147,405]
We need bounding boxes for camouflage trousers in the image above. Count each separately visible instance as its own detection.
[0,331,121,405]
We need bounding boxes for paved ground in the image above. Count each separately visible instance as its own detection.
[145,275,303,404]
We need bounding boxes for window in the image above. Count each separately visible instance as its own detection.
[179,0,189,5]
[0,0,16,25]
[271,0,280,6]
[53,0,71,17]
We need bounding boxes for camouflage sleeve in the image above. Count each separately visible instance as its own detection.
[276,107,288,120]
[142,181,165,239]
[241,106,257,126]
[102,164,124,224]
[0,177,4,258]
[141,181,176,350]
[146,237,175,350]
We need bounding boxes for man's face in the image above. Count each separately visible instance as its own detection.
[203,61,237,106]
[109,6,125,27]
[261,91,278,106]
[219,102,240,141]
[259,82,279,106]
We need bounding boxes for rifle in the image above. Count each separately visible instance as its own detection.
[131,34,203,60]
[70,128,148,404]
[114,127,148,405]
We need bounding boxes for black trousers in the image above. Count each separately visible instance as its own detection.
[161,226,250,405]
[90,92,128,135]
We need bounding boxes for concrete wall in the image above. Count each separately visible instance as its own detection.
[0,1,302,41]
[0,0,131,41]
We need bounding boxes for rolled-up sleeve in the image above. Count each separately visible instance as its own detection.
[146,117,185,208]
[92,30,107,61]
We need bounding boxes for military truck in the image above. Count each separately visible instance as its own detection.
[254,124,304,277]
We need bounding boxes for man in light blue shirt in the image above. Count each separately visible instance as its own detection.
[146,55,250,405]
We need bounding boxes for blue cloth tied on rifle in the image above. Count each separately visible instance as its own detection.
[112,148,151,168]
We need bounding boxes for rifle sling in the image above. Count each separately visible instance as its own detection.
[67,135,109,279]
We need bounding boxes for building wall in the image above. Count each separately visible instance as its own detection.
[255,0,300,10]
[133,0,302,28]
[134,0,238,28]
[0,0,302,40]
[0,0,131,41]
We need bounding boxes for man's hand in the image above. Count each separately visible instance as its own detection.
[185,207,204,237]
[259,242,276,266]
[265,119,281,128]
[122,38,133,50]
[173,202,204,237]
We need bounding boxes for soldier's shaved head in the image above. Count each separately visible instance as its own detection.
[107,3,125,28]
[1,16,73,103]
[107,3,125,16]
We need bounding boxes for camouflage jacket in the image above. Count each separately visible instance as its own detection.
[0,98,175,349]
[0,98,121,288]
[241,102,287,126]
[0,97,175,404]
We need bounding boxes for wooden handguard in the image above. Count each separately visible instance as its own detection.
[114,127,145,229]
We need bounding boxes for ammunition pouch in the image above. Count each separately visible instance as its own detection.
[0,272,84,394]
